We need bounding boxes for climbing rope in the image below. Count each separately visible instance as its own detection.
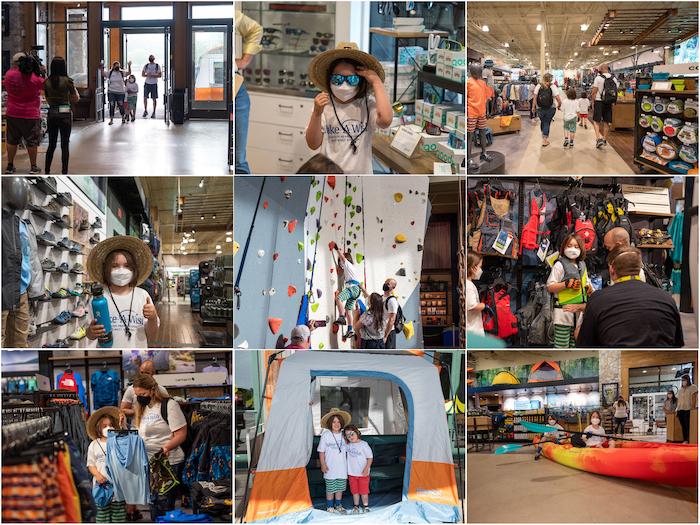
[299,177,327,326]
[361,178,367,287]
[234,177,266,309]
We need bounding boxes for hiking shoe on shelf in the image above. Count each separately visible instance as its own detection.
[69,242,84,254]
[51,288,70,299]
[89,233,100,244]
[52,311,72,325]
[45,198,63,220]
[27,196,47,215]
[68,286,82,297]
[91,217,103,229]
[30,288,52,302]
[41,258,57,272]
[36,231,58,246]
[57,237,72,250]
[55,192,73,206]
[71,305,87,318]
[58,262,71,273]
[54,214,72,229]
[70,263,84,274]
[69,326,86,340]
[78,217,90,231]
[43,339,69,348]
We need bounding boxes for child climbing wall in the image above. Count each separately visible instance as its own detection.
[302,176,429,349]
[234,176,311,348]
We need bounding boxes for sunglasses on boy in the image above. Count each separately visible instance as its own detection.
[345,430,356,437]
[330,74,361,87]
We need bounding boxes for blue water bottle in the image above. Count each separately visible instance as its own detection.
[92,285,113,348]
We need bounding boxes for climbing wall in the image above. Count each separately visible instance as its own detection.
[234,176,311,349]
[302,176,429,349]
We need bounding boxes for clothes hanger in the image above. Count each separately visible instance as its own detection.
[102,361,108,371]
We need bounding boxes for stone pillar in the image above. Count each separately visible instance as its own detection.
[599,350,621,406]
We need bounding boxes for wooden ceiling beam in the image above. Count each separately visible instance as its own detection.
[632,8,678,45]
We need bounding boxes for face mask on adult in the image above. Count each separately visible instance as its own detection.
[564,247,581,259]
[472,267,483,280]
[136,395,151,407]
[331,83,359,103]
[591,417,601,425]
[383,283,391,292]
[110,268,133,286]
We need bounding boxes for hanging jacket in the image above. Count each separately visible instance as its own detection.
[2,209,22,310]
[91,369,121,409]
[106,431,150,505]
[21,219,44,299]
[556,258,589,305]
[471,184,519,259]
[520,191,548,253]
[56,371,88,408]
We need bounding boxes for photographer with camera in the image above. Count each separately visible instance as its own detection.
[2,52,46,174]
[43,56,80,174]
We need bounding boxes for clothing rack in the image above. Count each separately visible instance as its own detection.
[2,415,53,453]
[2,406,59,424]
[199,400,232,415]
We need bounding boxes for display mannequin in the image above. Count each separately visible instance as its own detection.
[2,177,31,347]
[467,63,494,172]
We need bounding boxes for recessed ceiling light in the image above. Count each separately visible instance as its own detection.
[200,215,204,220]
[226,236,232,243]
[574,52,578,56]
[642,370,647,374]
[216,244,221,250]
[536,24,542,31]
[581,23,589,31]
[664,45,670,49]
[482,25,489,32]
[504,42,509,48]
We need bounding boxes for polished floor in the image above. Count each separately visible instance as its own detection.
[153,295,229,348]
[3,117,230,175]
[468,449,698,523]
[480,113,636,175]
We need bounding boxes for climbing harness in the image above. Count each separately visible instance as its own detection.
[235,177,266,309]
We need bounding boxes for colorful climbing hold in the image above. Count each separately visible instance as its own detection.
[392,244,397,249]
[355,205,362,213]
[233,241,240,255]
[396,268,406,276]
[311,303,319,313]
[318,343,325,349]
[273,252,279,261]
[355,253,364,264]
[395,233,407,243]
[287,285,297,297]
[268,317,283,334]
[284,189,292,199]
[297,241,304,251]
[288,219,298,233]
[316,288,323,298]
[263,200,269,209]
[328,241,337,251]
[324,196,330,203]
[394,193,403,203]
[316,191,322,202]
[268,288,276,296]
[327,176,336,190]
[410,220,415,226]
[310,206,316,214]
[344,195,353,206]
[350,211,355,219]
[257,249,265,258]
[417,244,424,252]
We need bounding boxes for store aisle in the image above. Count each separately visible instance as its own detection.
[154,302,228,348]
[506,115,635,174]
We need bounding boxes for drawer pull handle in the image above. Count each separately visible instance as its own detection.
[278,104,293,109]
[278,158,293,163]
[278,132,293,137]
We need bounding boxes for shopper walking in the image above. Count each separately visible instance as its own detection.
[533,73,562,147]
[577,91,590,129]
[43,56,80,174]
[235,9,263,174]
[561,88,579,148]
[125,74,138,122]
[577,246,683,347]
[141,55,161,118]
[676,375,697,444]
[612,396,629,437]
[591,64,619,149]
[2,52,45,174]
[101,60,131,125]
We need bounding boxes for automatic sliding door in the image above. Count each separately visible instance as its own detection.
[191,26,227,111]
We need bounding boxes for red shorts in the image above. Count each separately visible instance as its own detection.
[348,475,370,495]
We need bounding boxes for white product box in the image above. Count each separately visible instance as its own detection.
[437,141,466,167]
[446,110,464,130]
[415,99,425,116]
[423,100,436,119]
[415,113,424,127]
[446,49,466,67]
[433,104,462,126]
[457,114,465,132]
[436,48,447,65]
[452,66,466,83]
[436,64,447,78]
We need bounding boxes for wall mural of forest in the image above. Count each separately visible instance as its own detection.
[474,357,599,387]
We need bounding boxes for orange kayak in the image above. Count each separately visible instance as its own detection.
[539,441,698,487]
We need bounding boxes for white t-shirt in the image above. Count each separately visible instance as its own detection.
[122,383,169,406]
[126,82,139,95]
[577,98,590,114]
[92,287,158,349]
[544,423,564,437]
[342,259,361,283]
[593,73,619,102]
[317,429,347,480]
[346,440,373,477]
[103,68,127,93]
[320,94,377,175]
[561,98,578,121]
[533,84,561,107]
[138,399,188,465]
[87,438,109,487]
[143,63,161,85]
[466,279,484,335]
[384,295,398,327]
[583,425,607,447]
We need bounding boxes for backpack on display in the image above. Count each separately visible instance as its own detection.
[537,86,553,108]
[574,217,596,252]
[601,75,618,104]
[516,281,554,346]
[482,287,518,339]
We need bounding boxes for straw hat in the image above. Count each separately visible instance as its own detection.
[308,42,385,91]
[86,406,121,440]
[321,407,352,428]
[86,235,153,286]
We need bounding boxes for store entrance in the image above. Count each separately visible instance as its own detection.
[630,393,667,434]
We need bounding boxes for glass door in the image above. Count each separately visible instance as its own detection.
[122,29,166,119]
[191,26,228,113]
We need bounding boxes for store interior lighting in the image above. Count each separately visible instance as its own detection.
[481,24,489,32]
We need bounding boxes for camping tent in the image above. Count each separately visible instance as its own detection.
[243,351,461,523]
[528,360,563,383]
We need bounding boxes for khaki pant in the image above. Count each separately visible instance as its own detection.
[1,292,30,348]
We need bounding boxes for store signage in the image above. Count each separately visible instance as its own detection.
[653,63,699,75]
[154,371,228,387]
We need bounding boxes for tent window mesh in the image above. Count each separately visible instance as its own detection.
[321,386,369,428]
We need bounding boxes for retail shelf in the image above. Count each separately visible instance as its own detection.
[638,243,674,249]
[628,210,675,218]
[49,354,122,361]
[418,70,465,95]
[369,28,449,39]
[636,89,698,95]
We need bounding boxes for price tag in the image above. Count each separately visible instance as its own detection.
[390,126,422,158]
[433,162,452,175]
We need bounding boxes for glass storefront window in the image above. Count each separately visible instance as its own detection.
[67,9,88,88]
[103,7,110,21]
[192,28,226,109]
[191,4,233,19]
[121,6,173,21]
[36,23,47,66]
[629,363,694,395]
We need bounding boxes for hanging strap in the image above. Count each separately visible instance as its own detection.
[235,177,266,309]
[361,179,367,286]
[299,178,327,323]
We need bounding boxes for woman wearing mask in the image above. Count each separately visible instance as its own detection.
[466,251,485,336]
[612,396,629,437]
[121,374,188,520]
[663,390,678,416]
[43,56,79,174]
[100,60,131,125]
[85,236,159,348]
[676,375,698,444]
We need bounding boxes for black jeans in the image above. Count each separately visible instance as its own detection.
[45,114,72,174]
[613,417,627,435]
[150,462,183,519]
[677,410,691,442]
[385,329,396,349]
[361,338,385,349]
[108,92,125,118]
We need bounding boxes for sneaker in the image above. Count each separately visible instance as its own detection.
[58,262,70,273]
[326,508,335,514]
[108,119,114,125]
[363,507,371,513]
[45,198,63,220]
[570,141,574,148]
[57,237,72,250]
[334,317,347,325]
[151,112,156,119]
[91,217,103,229]
[70,263,84,274]
[29,165,41,174]
[52,310,72,325]
[28,318,37,337]
[69,241,84,254]
[596,139,604,149]
[78,217,90,231]
[51,288,70,299]
[68,287,82,297]
[30,288,52,302]
[89,233,100,244]
[334,505,347,515]
[352,506,360,514]
[345,328,355,338]
[71,305,87,318]
[41,258,57,272]
[563,139,569,148]
[54,214,72,228]
[143,110,149,117]
[69,326,86,340]
[131,115,135,122]
[55,192,73,206]
[603,139,608,145]
[36,231,58,246]
[43,339,69,348]
[5,164,16,174]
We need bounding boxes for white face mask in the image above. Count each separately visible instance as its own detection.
[473,267,483,280]
[331,83,359,103]
[548,420,556,426]
[591,417,601,425]
[564,247,581,259]
[110,268,133,286]
[102,426,113,438]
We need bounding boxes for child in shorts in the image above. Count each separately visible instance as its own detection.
[344,425,373,514]
[125,75,139,122]
[318,409,350,514]
[561,88,579,148]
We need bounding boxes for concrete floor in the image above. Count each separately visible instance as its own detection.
[681,312,698,349]
[485,113,635,175]
[2,118,230,175]
[467,450,698,523]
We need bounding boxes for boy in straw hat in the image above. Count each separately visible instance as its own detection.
[318,408,352,514]
[86,236,159,348]
[306,42,393,174]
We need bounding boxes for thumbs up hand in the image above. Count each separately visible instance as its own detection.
[143,295,157,320]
